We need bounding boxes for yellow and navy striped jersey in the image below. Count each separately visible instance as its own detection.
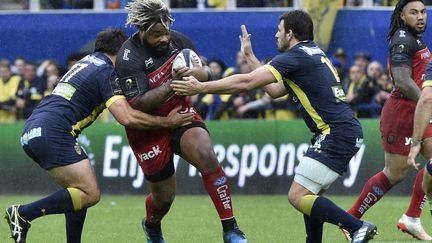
[28,52,124,137]
[265,41,361,135]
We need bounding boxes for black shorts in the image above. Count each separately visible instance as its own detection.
[304,128,363,175]
[21,119,87,170]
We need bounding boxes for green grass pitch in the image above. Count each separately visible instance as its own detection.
[0,195,430,242]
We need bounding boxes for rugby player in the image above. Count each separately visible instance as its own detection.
[115,1,247,243]
[346,1,432,240]
[172,10,377,243]
[4,28,194,243]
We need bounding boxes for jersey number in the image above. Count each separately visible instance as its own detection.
[60,63,89,83]
[321,56,346,102]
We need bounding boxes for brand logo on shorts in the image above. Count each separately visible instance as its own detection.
[387,135,394,145]
[214,176,227,186]
[355,138,364,148]
[138,146,162,162]
[405,137,412,146]
[20,127,42,145]
[74,143,82,155]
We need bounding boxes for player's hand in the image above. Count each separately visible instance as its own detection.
[165,106,194,127]
[171,76,202,96]
[240,25,253,57]
[172,66,192,80]
[407,144,421,170]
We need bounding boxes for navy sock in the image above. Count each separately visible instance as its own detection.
[310,196,362,233]
[19,189,75,221]
[66,208,87,243]
[304,214,323,243]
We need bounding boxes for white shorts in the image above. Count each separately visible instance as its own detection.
[294,156,340,194]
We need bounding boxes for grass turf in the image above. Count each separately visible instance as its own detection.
[0,195,429,242]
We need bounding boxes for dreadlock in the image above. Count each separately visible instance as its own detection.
[125,0,174,32]
[387,0,424,41]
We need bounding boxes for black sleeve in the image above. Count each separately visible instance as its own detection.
[389,29,417,67]
[115,41,149,100]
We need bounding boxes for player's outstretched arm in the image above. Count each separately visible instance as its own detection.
[172,66,277,96]
[109,98,194,129]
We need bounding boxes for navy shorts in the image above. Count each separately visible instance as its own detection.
[21,119,87,170]
[304,129,363,175]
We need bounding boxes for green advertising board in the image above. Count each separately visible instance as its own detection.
[0,120,419,195]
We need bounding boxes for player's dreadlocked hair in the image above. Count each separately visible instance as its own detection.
[125,0,174,32]
[94,28,128,56]
[387,0,424,41]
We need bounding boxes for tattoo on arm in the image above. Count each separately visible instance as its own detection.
[132,81,174,112]
[392,66,420,101]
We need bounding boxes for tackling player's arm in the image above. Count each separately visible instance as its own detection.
[172,66,284,97]
[108,97,193,129]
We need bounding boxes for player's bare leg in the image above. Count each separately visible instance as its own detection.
[143,175,176,243]
[180,127,247,243]
[5,159,100,243]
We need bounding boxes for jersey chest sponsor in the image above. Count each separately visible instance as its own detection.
[147,54,176,88]
[413,47,430,85]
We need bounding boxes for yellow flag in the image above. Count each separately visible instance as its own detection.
[304,0,340,51]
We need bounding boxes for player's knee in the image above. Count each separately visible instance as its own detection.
[83,188,101,207]
[287,189,300,209]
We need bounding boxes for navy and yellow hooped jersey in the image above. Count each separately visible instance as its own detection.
[28,52,124,137]
[264,41,361,135]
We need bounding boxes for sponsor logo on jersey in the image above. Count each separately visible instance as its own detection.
[145,58,153,68]
[299,46,325,56]
[20,127,42,145]
[399,30,406,37]
[123,49,130,61]
[52,83,76,101]
[148,71,166,84]
[138,146,162,161]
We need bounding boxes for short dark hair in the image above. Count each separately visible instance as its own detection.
[279,10,314,41]
[94,28,128,56]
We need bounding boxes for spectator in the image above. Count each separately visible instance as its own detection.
[12,57,26,76]
[333,47,349,85]
[170,0,197,8]
[15,63,47,119]
[353,51,372,71]
[207,0,227,9]
[375,71,392,106]
[0,61,21,122]
[44,74,60,96]
[237,0,264,7]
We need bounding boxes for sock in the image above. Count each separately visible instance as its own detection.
[145,193,171,227]
[406,168,427,218]
[347,171,392,218]
[300,195,363,234]
[221,218,238,232]
[65,208,87,243]
[19,188,80,221]
[304,214,323,243]
[202,165,234,221]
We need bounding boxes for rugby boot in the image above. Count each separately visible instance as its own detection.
[5,205,31,243]
[351,221,377,243]
[142,218,165,243]
[397,214,432,240]
[223,226,248,243]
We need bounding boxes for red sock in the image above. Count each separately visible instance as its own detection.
[348,171,392,218]
[202,165,234,220]
[145,193,170,226]
[405,168,427,218]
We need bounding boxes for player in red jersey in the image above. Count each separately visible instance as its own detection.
[115,1,247,243]
[346,0,432,240]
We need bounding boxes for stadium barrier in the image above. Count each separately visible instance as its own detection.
[0,120,420,195]
[0,9,414,68]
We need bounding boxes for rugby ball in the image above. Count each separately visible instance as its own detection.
[172,49,202,75]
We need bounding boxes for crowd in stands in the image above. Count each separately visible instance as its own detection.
[0,44,394,123]
[8,0,432,10]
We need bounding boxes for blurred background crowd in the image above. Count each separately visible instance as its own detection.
[0,0,415,123]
